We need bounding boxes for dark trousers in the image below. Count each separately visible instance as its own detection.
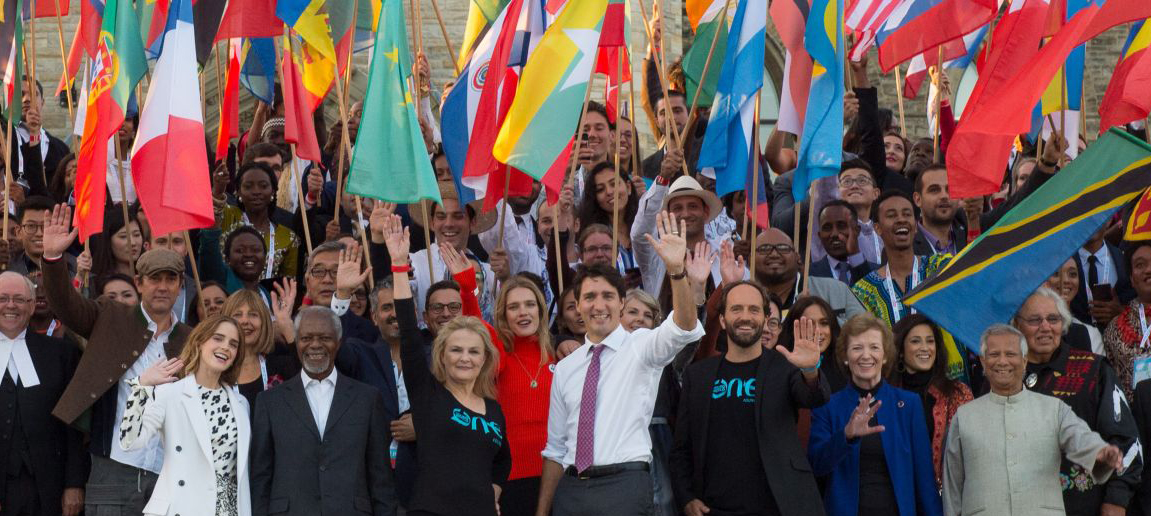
[501,477,541,516]
[85,454,158,516]
[1,467,39,516]
[552,469,654,516]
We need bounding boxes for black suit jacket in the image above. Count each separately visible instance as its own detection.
[911,221,969,256]
[250,371,397,516]
[670,350,831,516]
[809,257,877,285]
[1071,242,1137,324]
[0,333,87,515]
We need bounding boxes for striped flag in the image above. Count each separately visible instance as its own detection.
[1099,19,1151,132]
[793,0,844,201]
[683,0,729,107]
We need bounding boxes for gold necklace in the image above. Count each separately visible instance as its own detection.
[508,349,546,388]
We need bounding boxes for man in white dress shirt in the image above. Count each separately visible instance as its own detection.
[537,212,704,516]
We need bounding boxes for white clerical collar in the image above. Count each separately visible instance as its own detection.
[0,329,38,387]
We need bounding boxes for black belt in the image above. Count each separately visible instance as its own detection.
[564,461,649,479]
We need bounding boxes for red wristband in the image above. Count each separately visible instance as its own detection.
[654,175,670,186]
[391,264,412,273]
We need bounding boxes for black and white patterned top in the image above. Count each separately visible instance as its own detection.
[120,379,240,516]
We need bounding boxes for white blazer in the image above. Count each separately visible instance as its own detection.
[122,375,252,516]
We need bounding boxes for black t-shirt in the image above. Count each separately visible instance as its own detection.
[702,356,779,516]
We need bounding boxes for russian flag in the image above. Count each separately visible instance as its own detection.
[130,0,215,238]
[873,0,998,72]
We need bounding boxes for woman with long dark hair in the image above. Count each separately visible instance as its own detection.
[89,207,143,278]
[778,296,846,391]
[47,152,77,205]
[578,162,639,272]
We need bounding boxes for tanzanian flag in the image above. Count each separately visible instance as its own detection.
[905,128,1151,351]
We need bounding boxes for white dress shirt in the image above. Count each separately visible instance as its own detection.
[631,183,733,296]
[478,199,546,279]
[110,309,177,473]
[410,245,496,325]
[0,329,38,387]
[1078,245,1115,302]
[543,315,704,468]
[303,368,338,440]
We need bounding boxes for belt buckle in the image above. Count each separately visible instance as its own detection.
[578,471,592,480]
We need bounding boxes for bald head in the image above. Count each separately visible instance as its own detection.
[755,228,799,284]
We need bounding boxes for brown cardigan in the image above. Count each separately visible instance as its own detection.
[43,257,191,425]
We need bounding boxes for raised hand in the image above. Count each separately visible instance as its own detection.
[489,248,510,281]
[270,278,297,343]
[644,211,688,275]
[440,241,474,276]
[844,394,885,440]
[1041,129,1069,171]
[336,244,371,299]
[383,214,411,265]
[631,175,648,199]
[719,240,746,286]
[369,201,397,244]
[843,91,860,122]
[211,162,230,198]
[778,317,822,370]
[306,168,324,199]
[42,204,77,260]
[139,358,184,387]
[684,241,715,287]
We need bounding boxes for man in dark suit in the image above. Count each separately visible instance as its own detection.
[250,306,397,516]
[304,241,381,343]
[810,200,878,285]
[670,281,830,516]
[1071,223,1135,328]
[18,78,69,192]
[912,165,968,256]
[0,272,86,516]
[41,204,192,515]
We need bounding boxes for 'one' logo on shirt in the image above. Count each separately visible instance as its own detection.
[712,377,756,402]
[450,408,504,444]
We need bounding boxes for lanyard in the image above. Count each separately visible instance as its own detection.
[259,355,270,389]
[46,319,58,337]
[1139,303,1151,351]
[241,212,277,278]
[884,257,920,323]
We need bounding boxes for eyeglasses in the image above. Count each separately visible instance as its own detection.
[0,296,32,305]
[756,244,794,256]
[19,223,43,234]
[766,318,781,331]
[308,267,339,280]
[352,290,368,300]
[1019,315,1063,328]
[428,302,463,315]
[840,177,874,188]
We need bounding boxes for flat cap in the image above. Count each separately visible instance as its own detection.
[136,249,184,277]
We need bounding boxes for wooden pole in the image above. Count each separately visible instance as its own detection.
[183,230,206,315]
[678,0,729,145]
[894,64,907,137]
[627,67,641,179]
[1059,65,1067,141]
[420,202,435,278]
[802,186,817,294]
[635,0,691,177]
[276,31,314,253]
[1146,117,1151,145]
[612,50,622,265]
[112,133,134,275]
[749,98,760,279]
[932,46,943,163]
[555,84,597,295]
[427,0,460,75]
[27,4,36,94]
[2,112,11,243]
[498,170,511,246]
[52,0,74,121]
[355,196,375,287]
[333,60,355,227]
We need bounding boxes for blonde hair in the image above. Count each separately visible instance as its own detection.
[624,288,662,325]
[221,290,275,355]
[494,277,553,364]
[835,313,897,378]
[431,316,500,399]
[178,315,247,386]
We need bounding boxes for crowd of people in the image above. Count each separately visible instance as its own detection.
[4,17,1151,516]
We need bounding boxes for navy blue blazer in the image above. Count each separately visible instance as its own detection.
[808,382,942,516]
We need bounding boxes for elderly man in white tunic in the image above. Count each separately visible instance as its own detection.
[942,324,1126,516]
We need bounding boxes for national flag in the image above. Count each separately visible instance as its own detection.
[902,23,987,99]
[491,0,609,183]
[33,0,68,18]
[845,0,902,61]
[459,0,511,69]
[216,0,282,40]
[79,0,106,57]
[239,37,276,104]
[697,0,766,199]
[330,0,375,73]
[947,0,1049,198]
[683,0,729,107]
[873,0,998,72]
[142,0,171,58]
[216,38,241,162]
[74,0,147,240]
[276,0,336,61]
[792,0,844,201]
[906,129,1151,350]
[131,0,215,237]
[56,22,83,96]
[0,0,24,124]
[1126,187,1151,241]
[594,0,631,121]
[192,0,227,65]
[280,34,326,162]
[1099,19,1151,132]
[346,0,441,205]
[771,0,812,135]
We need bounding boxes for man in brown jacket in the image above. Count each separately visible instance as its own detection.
[40,204,192,515]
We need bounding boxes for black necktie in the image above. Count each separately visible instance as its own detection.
[1088,255,1099,288]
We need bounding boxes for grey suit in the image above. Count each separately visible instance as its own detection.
[249,371,397,516]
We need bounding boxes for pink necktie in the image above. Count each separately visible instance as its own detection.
[575,344,605,472]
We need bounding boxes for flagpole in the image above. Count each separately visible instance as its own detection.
[556,84,597,295]
[427,0,460,76]
[214,42,225,113]
[276,31,314,253]
[333,59,354,228]
[628,75,641,180]
[183,230,206,317]
[679,0,730,146]
[749,98,760,280]
[420,201,434,278]
[354,196,375,287]
[1059,65,1066,144]
[635,0,690,177]
[802,184,817,294]
[612,50,622,265]
[1,114,11,243]
[112,134,134,275]
[52,0,73,121]
[932,46,943,163]
[27,2,36,94]
[894,64,907,137]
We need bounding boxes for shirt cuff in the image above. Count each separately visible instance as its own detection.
[330,295,350,316]
[661,310,706,340]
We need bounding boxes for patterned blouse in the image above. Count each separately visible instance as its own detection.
[120,380,240,516]
[1102,299,1151,400]
[220,205,300,279]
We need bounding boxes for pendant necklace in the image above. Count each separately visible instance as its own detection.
[509,351,546,388]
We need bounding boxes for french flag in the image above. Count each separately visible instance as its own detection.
[130,0,215,237]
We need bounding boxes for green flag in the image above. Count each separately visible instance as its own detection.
[683,6,728,108]
[346,0,441,205]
